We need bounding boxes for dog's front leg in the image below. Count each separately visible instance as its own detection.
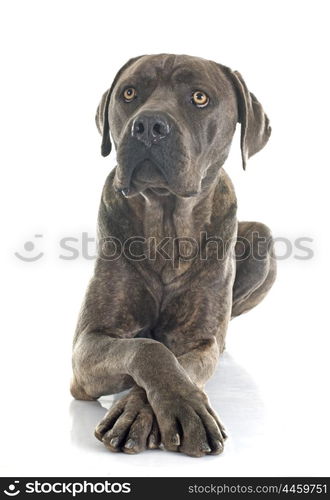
[94,336,226,456]
[146,273,234,456]
[74,331,225,457]
[177,337,221,388]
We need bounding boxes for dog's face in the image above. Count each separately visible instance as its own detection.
[96,54,271,198]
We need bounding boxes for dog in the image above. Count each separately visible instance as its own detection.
[70,54,276,457]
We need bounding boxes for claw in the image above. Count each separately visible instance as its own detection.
[148,434,158,449]
[172,433,180,446]
[221,428,228,440]
[109,437,120,448]
[214,439,224,453]
[201,443,212,453]
[124,438,135,449]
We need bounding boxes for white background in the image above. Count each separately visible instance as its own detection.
[0,0,329,477]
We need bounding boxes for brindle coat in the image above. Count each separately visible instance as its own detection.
[70,54,276,457]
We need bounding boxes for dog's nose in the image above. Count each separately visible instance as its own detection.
[131,114,170,146]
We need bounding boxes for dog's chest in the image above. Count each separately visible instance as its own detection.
[141,198,197,283]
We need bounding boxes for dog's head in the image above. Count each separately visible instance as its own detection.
[96,54,271,198]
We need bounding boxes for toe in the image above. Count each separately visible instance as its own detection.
[123,407,153,454]
[162,427,181,452]
[147,419,161,449]
[206,406,228,440]
[198,409,225,455]
[94,404,123,441]
[102,411,136,452]
[178,411,209,457]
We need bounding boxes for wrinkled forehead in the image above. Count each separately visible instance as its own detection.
[117,54,230,91]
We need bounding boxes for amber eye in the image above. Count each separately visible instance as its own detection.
[191,90,209,108]
[123,87,137,102]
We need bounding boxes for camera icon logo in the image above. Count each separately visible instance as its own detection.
[14,234,44,262]
[3,481,20,496]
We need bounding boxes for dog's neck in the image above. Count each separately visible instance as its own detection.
[129,168,235,237]
[128,176,217,242]
[102,166,237,283]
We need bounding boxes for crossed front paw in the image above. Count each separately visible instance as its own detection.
[95,385,227,457]
[94,386,160,454]
[151,387,227,457]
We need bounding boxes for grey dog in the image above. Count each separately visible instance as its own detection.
[70,54,276,457]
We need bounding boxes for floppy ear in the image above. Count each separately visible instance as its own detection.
[95,56,145,157]
[225,69,271,170]
[95,88,112,157]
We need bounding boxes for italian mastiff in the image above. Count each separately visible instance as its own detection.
[71,54,276,457]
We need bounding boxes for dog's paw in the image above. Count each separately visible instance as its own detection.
[94,387,160,454]
[151,388,227,457]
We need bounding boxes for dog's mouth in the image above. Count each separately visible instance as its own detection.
[130,158,171,194]
[131,160,198,198]
[149,187,171,196]
[114,154,200,199]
